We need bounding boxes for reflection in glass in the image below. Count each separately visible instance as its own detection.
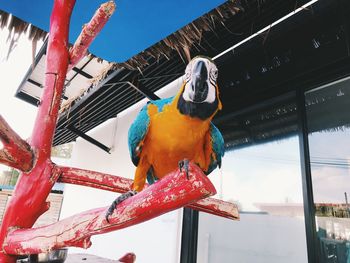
[306,77,350,263]
[198,94,307,263]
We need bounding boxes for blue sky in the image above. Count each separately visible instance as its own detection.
[0,0,226,62]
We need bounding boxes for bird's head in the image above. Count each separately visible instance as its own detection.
[177,56,222,120]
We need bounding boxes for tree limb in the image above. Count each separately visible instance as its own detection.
[4,163,216,255]
[68,1,116,70]
[0,115,34,172]
[57,165,239,220]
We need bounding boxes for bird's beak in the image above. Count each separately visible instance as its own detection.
[192,61,209,103]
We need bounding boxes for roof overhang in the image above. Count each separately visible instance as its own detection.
[15,40,111,108]
[13,0,350,150]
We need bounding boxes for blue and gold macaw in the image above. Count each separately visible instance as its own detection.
[106,56,224,221]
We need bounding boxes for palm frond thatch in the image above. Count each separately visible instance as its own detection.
[116,0,243,70]
[0,10,48,59]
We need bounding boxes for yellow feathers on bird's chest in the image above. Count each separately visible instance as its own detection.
[142,102,211,177]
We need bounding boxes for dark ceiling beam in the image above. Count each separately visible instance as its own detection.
[72,66,93,79]
[15,92,40,107]
[27,78,42,88]
[127,81,160,101]
[67,125,111,153]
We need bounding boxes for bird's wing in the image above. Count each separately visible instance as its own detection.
[206,123,225,175]
[128,97,174,166]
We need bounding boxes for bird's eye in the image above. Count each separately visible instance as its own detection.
[211,69,218,79]
[185,61,193,79]
[185,70,191,80]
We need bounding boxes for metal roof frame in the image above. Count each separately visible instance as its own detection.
[51,0,314,147]
[14,0,350,151]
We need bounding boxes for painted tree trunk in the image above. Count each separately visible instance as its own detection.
[0,0,75,261]
[0,1,116,262]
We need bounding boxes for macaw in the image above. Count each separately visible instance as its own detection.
[106,56,224,221]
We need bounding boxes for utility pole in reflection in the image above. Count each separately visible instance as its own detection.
[345,192,349,217]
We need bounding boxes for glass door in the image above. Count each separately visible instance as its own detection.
[197,94,308,263]
[305,77,350,263]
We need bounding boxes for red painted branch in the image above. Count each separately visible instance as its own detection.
[3,163,216,255]
[68,1,116,70]
[0,115,34,171]
[58,165,132,193]
[57,165,239,220]
[0,1,76,262]
[188,197,239,220]
[118,253,136,263]
[30,2,75,156]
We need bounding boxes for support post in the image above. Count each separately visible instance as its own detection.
[180,208,199,263]
[297,88,319,263]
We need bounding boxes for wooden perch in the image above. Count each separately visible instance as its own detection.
[58,165,133,193]
[0,115,34,172]
[57,165,239,220]
[68,1,116,70]
[3,163,216,255]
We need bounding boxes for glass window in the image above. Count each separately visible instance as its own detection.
[306,77,350,263]
[197,95,308,263]
[0,168,19,189]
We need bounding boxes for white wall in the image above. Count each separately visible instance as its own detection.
[60,77,186,261]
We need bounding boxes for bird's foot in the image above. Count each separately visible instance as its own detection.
[178,159,190,179]
[105,190,137,223]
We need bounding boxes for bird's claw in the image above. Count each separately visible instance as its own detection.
[178,159,190,179]
[105,190,137,223]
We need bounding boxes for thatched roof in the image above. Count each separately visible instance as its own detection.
[116,0,242,70]
[0,10,48,59]
[1,1,241,70]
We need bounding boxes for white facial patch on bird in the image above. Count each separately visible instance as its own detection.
[182,57,218,104]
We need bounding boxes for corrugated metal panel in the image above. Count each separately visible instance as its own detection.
[16,42,111,108]
[22,82,42,100]
[83,57,110,76]
[30,56,46,84]
[65,74,92,99]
